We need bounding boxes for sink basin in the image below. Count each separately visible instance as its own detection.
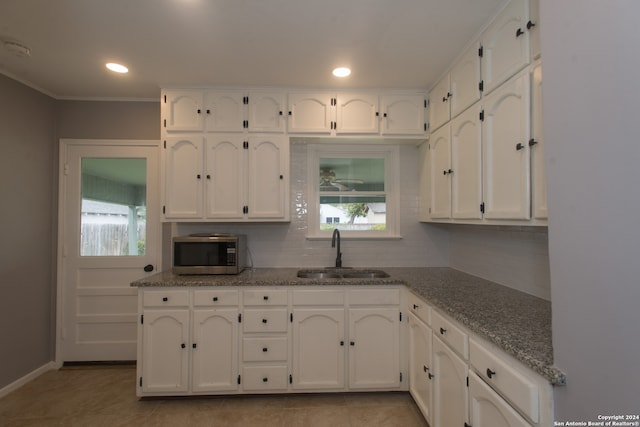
[297,269,389,279]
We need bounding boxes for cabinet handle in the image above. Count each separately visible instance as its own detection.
[181,343,186,349]
[413,304,419,309]
[516,143,524,151]
[262,347,268,352]
[529,138,538,147]
[263,377,268,382]
[279,111,283,116]
[197,174,201,179]
[442,96,447,103]
[213,297,218,302]
[423,366,429,372]
[340,341,345,346]
[383,113,388,118]
[197,109,201,114]
[192,343,197,349]
[206,109,211,114]
[162,297,168,302]
[262,319,268,324]
[263,295,269,301]
[527,20,536,30]
[428,373,434,380]
[487,368,496,379]
[350,341,355,346]
[516,28,524,37]
[440,327,446,335]
[206,174,211,179]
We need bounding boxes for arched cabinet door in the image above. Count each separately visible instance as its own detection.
[247,136,289,220]
[163,136,204,219]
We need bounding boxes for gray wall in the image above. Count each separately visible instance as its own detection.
[542,0,640,418]
[0,75,56,388]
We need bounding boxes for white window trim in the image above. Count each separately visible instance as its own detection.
[306,144,401,239]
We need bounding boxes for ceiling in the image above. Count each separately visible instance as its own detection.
[0,0,506,101]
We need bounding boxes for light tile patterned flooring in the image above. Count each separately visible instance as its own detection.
[0,365,429,427]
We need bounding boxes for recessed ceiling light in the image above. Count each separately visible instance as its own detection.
[106,63,128,73]
[332,67,351,78]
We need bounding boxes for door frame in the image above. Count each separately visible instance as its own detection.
[55,139,161,366]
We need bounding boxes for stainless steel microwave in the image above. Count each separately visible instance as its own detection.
[172,233,246,275]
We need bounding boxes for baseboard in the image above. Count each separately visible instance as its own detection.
[0,361,57,398]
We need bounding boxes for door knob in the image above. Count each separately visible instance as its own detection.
[144,264,154,272]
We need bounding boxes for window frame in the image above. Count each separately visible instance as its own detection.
[306,144,401,239]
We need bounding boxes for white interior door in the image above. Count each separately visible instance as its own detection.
[58,139,160,362]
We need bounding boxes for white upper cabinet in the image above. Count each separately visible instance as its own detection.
[482,69,531,220]
[450,42,482,118]
[163,90,204,132]
[451,103,483,219]
[481,0,530,95]
[428,123,452,219]
[529,0,540,60]
[429,75,451,133]
[248,92,286,133]
[287,93,334,134]
[204,136,245,219]
[163,136,204,219]
[531,61,547,219]
[203,91,246,132]
[380,95,426,135]
[247,135,289,220]
[335,93,379,134]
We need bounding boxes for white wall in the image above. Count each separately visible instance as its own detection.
[448,225,550,300]
[542,0,640,419]
[174,143,450,268]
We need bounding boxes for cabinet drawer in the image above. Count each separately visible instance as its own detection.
[292,289,345,306]
[243,289,288,306]
[193,289,239,306]
[243,309,288,333]
[348,288,400,305]
[243,337,288,362]
[142,290,189,307]
[470,338,539,423]
[408,292,431,325]
[431,310,468,360]
[242,365,288,391]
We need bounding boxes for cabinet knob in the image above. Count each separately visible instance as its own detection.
[181,343,186,349]
[350,341,355,346]
[213,297,218,302]
[440,327,446,335]
[516,28,525,37]
[423,365,429,372]
[263,295,269,301]
[262,347,268,352]
[340,341,345,346]
[162,297,168,302]
[197,109,201,114]
[428,373,434,380]
[206,109,211,114]
[529,138,538,147]
[487,368,496,379]
[516,143,524,151]
[197,174,201,179]
[206,174,211,179]
[413,304,419,309]
[262,319,268,324]
[192,343,197,349]
[527,20,536,30]
[263,377,268,382]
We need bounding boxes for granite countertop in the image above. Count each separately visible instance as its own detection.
[132,267,566,386]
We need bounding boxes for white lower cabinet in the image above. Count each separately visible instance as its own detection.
[408,312,433,424]
[469,372,532,427]
[432,335,469,427]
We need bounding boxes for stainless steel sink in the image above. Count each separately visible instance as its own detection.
[297,269,389,279]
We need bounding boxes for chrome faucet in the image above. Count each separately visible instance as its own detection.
[331,228,342,268]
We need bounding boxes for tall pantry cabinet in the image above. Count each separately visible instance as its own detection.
[421,0,545,225]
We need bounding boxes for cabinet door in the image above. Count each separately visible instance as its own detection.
[162,90,204,132]
[429,75,451,132]
[335,93,379,134]
[429,124,452,219]
[141,310,190,393]
[482,71,531,220]
[191,309,239,392]
[451,103,483,219]
[204,136,245,219]
[287,93,333,133]
[163,136,204,219]
[481,0,530,94]
[203,91,245,132]
[450,42,482,118]
[291,308,345,390]
[432,336,469,427]
[469,372,531,427]
[381,95,426,135]
[247,135,289,220]
[409,313,433,424]
[348,308,401,389]
[248,92,286,133]
[531,62,547,219]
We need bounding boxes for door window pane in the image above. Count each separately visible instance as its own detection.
[80,158,147,256]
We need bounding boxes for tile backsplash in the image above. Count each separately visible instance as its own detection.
[171,142,449,268]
